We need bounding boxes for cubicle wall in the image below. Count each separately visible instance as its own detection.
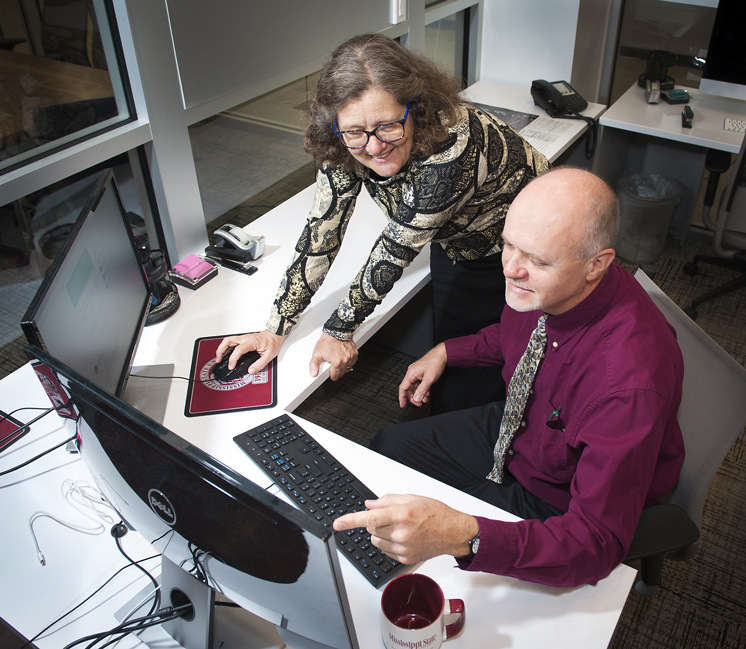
[166,0,394,118]
[479,0,579,90]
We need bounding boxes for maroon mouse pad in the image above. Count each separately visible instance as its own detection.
[185,335,277,417]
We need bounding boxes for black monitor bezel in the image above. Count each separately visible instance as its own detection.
[20,168,151,398]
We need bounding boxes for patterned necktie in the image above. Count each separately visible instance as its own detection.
[487,313,548,484]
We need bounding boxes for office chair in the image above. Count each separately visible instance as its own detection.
[682,137,746,320]
[624,269,746,597]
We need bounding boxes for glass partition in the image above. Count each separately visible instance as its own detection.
[0,0,133,172]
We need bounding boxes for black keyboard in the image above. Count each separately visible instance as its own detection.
[233,414,406,587]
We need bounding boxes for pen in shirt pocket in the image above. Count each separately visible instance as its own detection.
[547,406,565,429]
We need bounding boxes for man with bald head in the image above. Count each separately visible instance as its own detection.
[333,167,685,588]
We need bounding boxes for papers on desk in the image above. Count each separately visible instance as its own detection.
[519,116,574,156]
[470,100,574,157]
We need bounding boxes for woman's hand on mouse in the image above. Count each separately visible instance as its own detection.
[215,330,284,374]
[309,333,358,381]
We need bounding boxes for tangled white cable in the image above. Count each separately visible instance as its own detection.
[29,479,117,565]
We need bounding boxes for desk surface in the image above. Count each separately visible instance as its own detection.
[600,82,746,154]
[1,83,635,648]
[0,363,637,649]
[463,81,606,162]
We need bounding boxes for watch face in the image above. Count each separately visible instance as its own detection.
[471,535,480,554]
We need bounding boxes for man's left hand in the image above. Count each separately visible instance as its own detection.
[332,494,479,564]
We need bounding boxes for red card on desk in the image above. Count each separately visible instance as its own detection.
[0,410,30,453]
[185,335,277,417]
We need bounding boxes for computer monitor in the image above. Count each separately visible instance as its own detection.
[21,169,151,399]
[700,0,746,102]
[27,345,359,649]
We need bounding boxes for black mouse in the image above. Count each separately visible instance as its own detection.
[213,350,261,382]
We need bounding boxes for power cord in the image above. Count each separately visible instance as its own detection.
[128,373,218,384]
[17,547,161,649]
[62,603,192,649]
[0,400,74,451]
[0,433,78,478]
[563,111,598,158]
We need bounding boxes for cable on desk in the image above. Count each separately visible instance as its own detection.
[62,603,193,649]
[0,433,78,477]
[16,550,161,649]
[114,524,161,618]
[129,372,216,384]
[1,405,52,424]
[0,399,74,451]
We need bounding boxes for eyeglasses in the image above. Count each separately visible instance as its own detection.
[334,103,410,149]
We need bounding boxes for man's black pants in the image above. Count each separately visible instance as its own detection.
[371,402,564,522]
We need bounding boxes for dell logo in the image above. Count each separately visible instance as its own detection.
[148,489,176,525]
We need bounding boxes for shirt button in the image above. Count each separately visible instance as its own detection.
[508,449,514,455]
[520,421,526,427]
[552,341,558,348]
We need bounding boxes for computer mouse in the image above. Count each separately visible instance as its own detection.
[213,350,261,382]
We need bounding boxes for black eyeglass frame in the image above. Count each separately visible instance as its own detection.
[333,103,411,149]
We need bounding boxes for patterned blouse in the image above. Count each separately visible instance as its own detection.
[267,104,549,341]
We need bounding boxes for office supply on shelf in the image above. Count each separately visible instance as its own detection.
[204,253,258,275]
[724,118,746,133]
[682,105,694,129]
[234,414,407,587]
[169,254,218,289]
[661,89,690,105]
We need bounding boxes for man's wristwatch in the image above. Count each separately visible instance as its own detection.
[469,531,480,556]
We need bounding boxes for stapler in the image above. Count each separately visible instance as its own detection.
[682,105,694,129]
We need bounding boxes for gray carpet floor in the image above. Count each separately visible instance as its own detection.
[294,236,746,649]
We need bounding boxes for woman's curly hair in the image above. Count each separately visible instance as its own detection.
[304,34,463,172]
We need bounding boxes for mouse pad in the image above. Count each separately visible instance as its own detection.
[185,334,277,417]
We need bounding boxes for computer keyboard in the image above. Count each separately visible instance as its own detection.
[233,414,406,587]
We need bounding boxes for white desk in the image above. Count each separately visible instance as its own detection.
[595,83,746,244]
[0,88,635,648]
[0,363,636,649]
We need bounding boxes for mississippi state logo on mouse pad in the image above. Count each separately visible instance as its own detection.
[185,334,277,417]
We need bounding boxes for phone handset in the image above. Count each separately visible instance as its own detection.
[530,79,588,117]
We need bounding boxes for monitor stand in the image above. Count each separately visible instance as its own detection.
[123,363,174,424]
[115,556,286,649]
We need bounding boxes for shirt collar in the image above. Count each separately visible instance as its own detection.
[542,264,622,348]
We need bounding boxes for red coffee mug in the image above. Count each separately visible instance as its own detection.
[381,573,465,649]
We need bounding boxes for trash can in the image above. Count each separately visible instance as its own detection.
[615,174,682,265]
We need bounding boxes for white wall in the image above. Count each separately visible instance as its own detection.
[166,0,393,112]
[478,0,579,88]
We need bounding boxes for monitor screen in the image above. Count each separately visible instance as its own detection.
[700,0,746,101]
[21,169,150,398]
[27,346,359,649]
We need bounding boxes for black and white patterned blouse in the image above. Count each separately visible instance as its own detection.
[267,104,549,341]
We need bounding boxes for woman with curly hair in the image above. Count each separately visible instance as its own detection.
[217,34,548,414]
